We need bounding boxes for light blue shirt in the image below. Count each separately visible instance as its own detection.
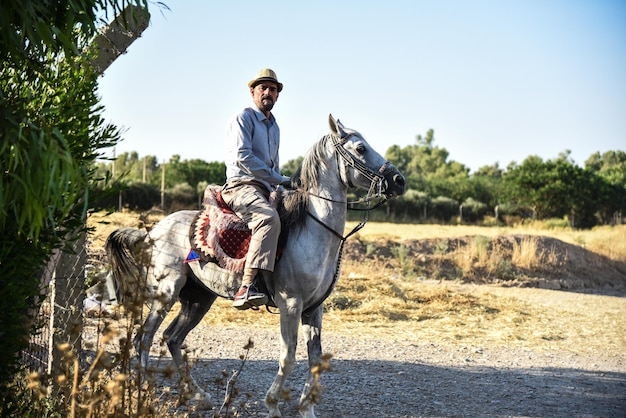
[225,105,288,192]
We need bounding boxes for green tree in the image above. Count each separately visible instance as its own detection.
[95,153,161,185]
[281,156,304,177]
[179,158,226,188]
[0,0,147,404]
[385,130,471,219]
[163,155,225,189]
[503,156,551,219]
[503,155,603,227]
[468,163,504,209]
[585,151,626,224]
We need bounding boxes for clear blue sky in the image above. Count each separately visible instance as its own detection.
[97,0,625,173]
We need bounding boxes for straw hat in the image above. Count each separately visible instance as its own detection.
[248,68,283,92]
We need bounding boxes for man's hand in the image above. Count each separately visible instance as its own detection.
[280,176,292,190]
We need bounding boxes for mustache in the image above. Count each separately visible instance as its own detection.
[262,95,274,101]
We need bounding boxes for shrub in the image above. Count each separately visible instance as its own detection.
[430,196,459,222]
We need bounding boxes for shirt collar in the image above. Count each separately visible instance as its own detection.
[251,104,274,124]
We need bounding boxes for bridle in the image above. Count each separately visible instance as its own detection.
[332,132,391,198]
[305,133,393,206]
[306,132,395,236]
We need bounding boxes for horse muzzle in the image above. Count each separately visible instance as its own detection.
[381,165,406,198]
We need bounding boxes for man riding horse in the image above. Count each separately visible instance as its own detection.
[107,68,406,416]
[220,68,290,310]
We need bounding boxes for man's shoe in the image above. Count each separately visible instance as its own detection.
[233,284,268,310]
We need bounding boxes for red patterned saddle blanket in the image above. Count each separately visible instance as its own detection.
[186,185,252,272]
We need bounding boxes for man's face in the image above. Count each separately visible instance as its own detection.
[251,82,279,113]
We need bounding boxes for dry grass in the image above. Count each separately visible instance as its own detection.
[192,266,625,358]
[21,308,187,418]
[88,210,165,248]
[347,221,626,261]
[324,273,626,357]
[85,211,626,361]
[13,212,617,417]
[15,211,613,418]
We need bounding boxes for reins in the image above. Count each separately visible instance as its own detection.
[302,133,391,316]
[302,210,369,316]
[305,190,389,210]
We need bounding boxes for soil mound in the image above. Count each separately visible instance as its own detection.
[344,234,626,293]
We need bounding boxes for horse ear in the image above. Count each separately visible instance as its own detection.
[328,114,338,134]
[328,114,346,137]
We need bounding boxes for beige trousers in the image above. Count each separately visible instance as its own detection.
[220,183,281,272]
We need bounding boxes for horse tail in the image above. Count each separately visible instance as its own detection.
[105,227,149,306]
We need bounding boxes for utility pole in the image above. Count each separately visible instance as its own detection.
[110,148,122,211]
[112,147,116,176]
[161,161,166,210]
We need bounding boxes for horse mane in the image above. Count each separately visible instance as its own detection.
[280,135,333,228]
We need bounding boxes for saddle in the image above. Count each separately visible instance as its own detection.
[186,185,283,273]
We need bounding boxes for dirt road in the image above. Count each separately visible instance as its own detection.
[160,286,625,417]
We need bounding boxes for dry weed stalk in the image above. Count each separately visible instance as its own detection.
[299,353,333,412]
[217,338,254,416]
[21,281,182,417]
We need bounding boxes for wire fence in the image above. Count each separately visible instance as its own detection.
[21,234,87,378]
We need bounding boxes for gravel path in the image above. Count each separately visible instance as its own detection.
[159,324,625,418]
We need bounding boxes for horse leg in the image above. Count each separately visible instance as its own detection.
[135,295,173,369]
[265,300,301,418]
[298,305,323,418]
[163,278,216,406]
[135,269,184,368]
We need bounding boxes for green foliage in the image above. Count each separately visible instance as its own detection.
[93,153,226,211]
[165,182,197,212]
[165,156,225,189]
[0,231,51,393]
[501,155,617,228]
[0,371,60,418]
[460,197,489,223]
[467,163,504,208]
[385,189,431,221]
[430,196,459,222]
[1,57,118,239]
[0,1,96,66]
[281,156,304,177]
[104,154,225,190]
[93,182,161,211]
[381,132,625,227]
[1,55,121,395]
[385,129,470,199]
[94,130,625,227]
[0,0,144,403]
[585,151,626,224]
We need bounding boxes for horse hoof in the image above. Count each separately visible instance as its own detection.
[192,392,212,409]
[299,409,316,418]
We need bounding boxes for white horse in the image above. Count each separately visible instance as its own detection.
[106,115,406,417]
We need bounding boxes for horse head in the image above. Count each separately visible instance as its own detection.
[328,114,406,199]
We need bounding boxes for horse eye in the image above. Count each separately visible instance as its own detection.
[356,143,366,154]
